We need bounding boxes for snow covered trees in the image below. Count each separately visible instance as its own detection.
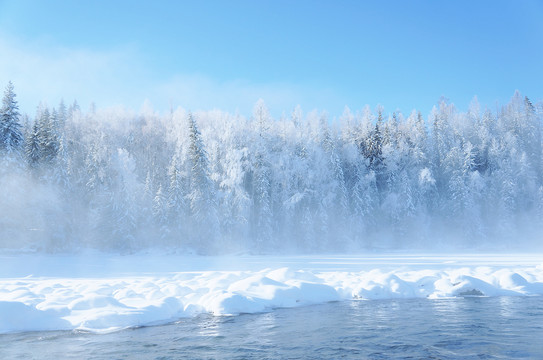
[1,82,542,253]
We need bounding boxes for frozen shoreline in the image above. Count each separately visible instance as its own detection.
[1,253,542,334]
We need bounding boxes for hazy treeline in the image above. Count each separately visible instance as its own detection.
[1,82,542,253]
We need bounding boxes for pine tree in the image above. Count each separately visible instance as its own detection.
[153,184,165,218]
[105,175,137,252]
[37,108,59,164]
[57,99,67,129]
[253,150,273,249]
[187,113,219,250]
[0,81,23,156]
[369,107,386,195]
[53,133,70,189]
[68,100,81,121]
[167,156,186,224]
[153,184,170,240]
[25,118,41,169]
[320,117,348,246]
[351,165,378,245]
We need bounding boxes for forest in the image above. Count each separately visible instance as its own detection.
[1,81,542,254]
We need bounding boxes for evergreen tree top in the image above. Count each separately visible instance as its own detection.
[1,81,20,116]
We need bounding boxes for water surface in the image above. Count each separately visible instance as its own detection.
[2,296,542,359]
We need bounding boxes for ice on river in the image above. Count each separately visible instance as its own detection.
[1,253,542,334]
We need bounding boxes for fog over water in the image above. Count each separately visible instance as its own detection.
[1,84,543,254]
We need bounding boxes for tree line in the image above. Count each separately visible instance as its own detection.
[1,81,542,253]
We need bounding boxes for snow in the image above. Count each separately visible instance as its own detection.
[1,253,542,334]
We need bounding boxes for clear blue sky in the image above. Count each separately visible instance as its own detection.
[1,0,542,118]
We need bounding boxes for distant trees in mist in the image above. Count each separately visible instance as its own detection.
[1,82,542,254]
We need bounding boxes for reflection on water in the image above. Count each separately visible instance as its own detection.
[498,296,517,318]
[1,296,543,359]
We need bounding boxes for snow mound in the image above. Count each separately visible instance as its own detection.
[1,254,543,334]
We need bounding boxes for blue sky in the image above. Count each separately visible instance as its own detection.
[1,0,542,118]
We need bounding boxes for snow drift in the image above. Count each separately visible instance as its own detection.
[1,254,542,334]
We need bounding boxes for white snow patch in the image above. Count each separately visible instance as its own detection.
[1,253,542,334]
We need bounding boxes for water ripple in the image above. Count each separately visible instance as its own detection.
[1,296,543,359]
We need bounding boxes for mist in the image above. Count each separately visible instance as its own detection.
[1,91,543,255]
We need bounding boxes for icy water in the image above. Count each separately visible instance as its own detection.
[2,296,543,359]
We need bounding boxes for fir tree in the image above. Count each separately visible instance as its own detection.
[37,108,59,164]
[187,113,219,250]
[153,184,170,240]
[0,81,23,155]
[25,118,41,169]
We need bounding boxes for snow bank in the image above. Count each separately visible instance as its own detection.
[1,254,542,334]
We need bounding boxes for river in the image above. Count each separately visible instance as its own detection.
[2,296,542,359]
